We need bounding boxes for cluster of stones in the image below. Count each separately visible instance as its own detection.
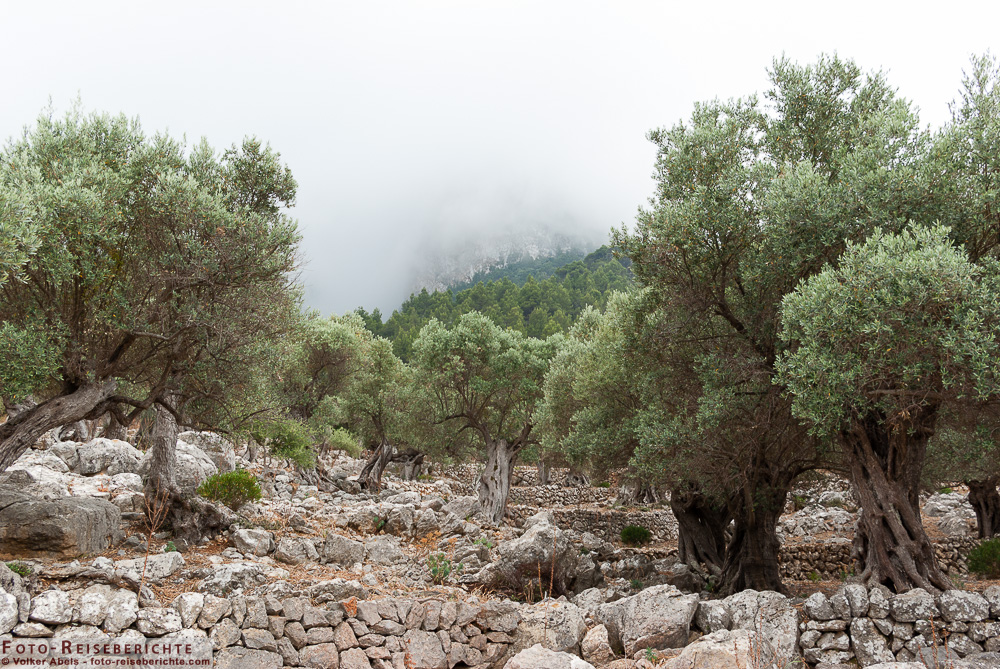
[779,537,979,582]
[506,506,679,544]
[800,584,1000,666]
[508,484,615,507]
[0,579,519,669]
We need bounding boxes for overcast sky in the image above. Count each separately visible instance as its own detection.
[4,1,998,314]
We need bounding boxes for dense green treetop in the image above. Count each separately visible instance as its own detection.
[0,107,301,454]
[778,224,1000,437]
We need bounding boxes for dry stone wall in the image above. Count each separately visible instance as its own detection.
[779,536,980,581]
[0,575,517,668]
[507,504,679,543]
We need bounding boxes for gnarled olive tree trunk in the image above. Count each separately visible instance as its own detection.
[670,486,730,576]
[143,396,231,545]
[0,381,117,471]
[393,448,424,480]
[104,413,129,441]
[479,437,520,524]
[845,409,951,593]
[537,459,550,486]
[359,437,395,491]
[718,484,786,595]
[968,476,1000,539]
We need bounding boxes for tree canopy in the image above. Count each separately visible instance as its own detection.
[0,107,301,471]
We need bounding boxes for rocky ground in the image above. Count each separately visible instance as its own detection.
[0,430,998,668]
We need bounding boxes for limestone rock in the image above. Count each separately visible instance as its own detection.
[0,592,17,634]
[849,617,894,666]
[103,589,139,633]
[581,624,615,666]
[300,643,341,668]
[76,438,143,475]
[503,644,594,669]
[938,590,990,622]
[275,536,320,564]
[889,588,938,622]
[322,533,366,566]
[507,600,587,660]
[695,600,731,634]
[662,629,776,669]
[136,607,183,636]
[177,431,237,474]
[596,584,699,657]
[214,647,283,669]
[232,528,275,556]
[723,589,799,664]
[403,629,447,669]
[0,485,121,557]
[172,592,205,629]
[75,584,112,626]
[30,590,72,625]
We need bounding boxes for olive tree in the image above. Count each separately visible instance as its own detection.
[0,108,301,496]
[613,54,929,594]
[413,311,557,523]
[778,225,1000,592]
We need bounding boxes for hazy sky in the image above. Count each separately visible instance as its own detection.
[4,1,998,314]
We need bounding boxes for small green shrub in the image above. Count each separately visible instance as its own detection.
[164,541,177,553]
[968,538,1000,579]
[808,570,821,582]
[939,487,954,494]
[597,481,611,488]
[197,470,262,510]
[630,578,644,591]
[327,427,361,458]
[474,537,494,550]
[621,525,652,546]
[427,553,462,585]
[792,495,809,511]
[5,561,31,577]
[253,419,316,469]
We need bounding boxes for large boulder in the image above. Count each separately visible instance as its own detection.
[75,439,143,475]
[723,589,799,664]
[139,441,218,489]
[178,431,237,474]
[505,600,587,661]
[662,629,776,669]
[473,512,600,595]
[596,584,699,657]
[0,485,121,557]
[503,644,594,669]
[321,534,365,566]
[232,529,275,557]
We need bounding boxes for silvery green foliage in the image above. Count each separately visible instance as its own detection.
[778,224,1000,436]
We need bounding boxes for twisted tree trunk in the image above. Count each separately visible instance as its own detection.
[143,395,231,545]
[0,381,116,471]
[104,413,129,441]
[845,409,951,593]
[718,484,786,595]
[670,486,730,576]
[479,437,519,524]
[537,459,550,486]
[967,476,1000,539]
[359,437,395,491]
[393,448,424,480]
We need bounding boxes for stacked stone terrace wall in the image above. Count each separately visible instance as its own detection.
[507,504,679,544]
[0,576,518,668]
[780,536,980,581]
[792,584,1000,665]
[508,484,615,507]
